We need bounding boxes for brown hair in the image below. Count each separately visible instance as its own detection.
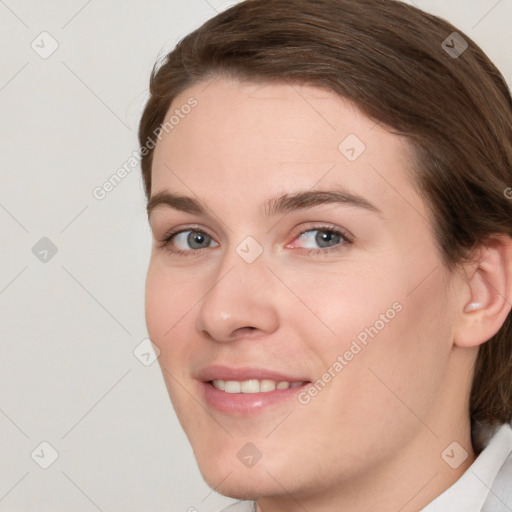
[138,0,512,425]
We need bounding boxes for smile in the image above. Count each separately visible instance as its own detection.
[211,379,307,393]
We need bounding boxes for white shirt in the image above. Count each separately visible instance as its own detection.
[218,422,512,512]
[423,422,512,512]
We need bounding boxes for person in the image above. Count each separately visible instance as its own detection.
[138,0,512,510]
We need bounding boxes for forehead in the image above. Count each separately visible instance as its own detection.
[150,77,428,224]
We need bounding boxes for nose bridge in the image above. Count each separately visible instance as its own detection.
[195,238,279,341]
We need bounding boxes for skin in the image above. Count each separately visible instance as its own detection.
[144,77,502,511]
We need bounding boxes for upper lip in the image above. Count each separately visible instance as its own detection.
[197,365,310,383]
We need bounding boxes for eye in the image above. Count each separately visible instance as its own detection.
[157,224,352,257]
[288,225,352,254]
[173,230,215,250]
[158,227,218,255]
[298,229,343,248]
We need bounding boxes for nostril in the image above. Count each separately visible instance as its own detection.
[233,326,258,336]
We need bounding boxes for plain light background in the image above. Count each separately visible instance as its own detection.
[0,1,511,511]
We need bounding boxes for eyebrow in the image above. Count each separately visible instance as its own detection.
[146,187,382,219]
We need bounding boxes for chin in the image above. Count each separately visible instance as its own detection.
[195,453,289,500]
[201,473,272,501]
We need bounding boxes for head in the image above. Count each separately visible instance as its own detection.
[139,0,512,504]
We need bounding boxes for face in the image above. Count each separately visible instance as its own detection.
[145,77,468,503]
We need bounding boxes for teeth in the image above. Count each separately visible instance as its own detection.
[240,379,260,393]
[212,379,225,391]
[211,379,305,393]
[260,379,277,392]
[224,381,241,393]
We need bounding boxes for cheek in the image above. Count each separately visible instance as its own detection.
[282,256,453,410]
[144,260,197,345]
[278,262,400,356]
[144,263,198,413]
[335,272,452,426]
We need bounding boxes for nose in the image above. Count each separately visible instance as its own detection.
[195,245,280,343]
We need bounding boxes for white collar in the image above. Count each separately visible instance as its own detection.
[421,422,512,511]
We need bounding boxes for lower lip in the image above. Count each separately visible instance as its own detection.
[201,381,310,415]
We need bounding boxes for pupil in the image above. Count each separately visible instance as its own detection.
[189,231,208,249]
[316,231,340,248]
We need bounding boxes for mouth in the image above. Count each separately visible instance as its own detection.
[197,366,311,415]
[209,378,307,393]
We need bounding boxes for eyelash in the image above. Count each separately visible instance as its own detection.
[157,223,353,257]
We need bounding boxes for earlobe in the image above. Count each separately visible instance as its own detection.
[454,235,512,348]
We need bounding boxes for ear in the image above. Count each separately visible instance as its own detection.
[454,234,512,348]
